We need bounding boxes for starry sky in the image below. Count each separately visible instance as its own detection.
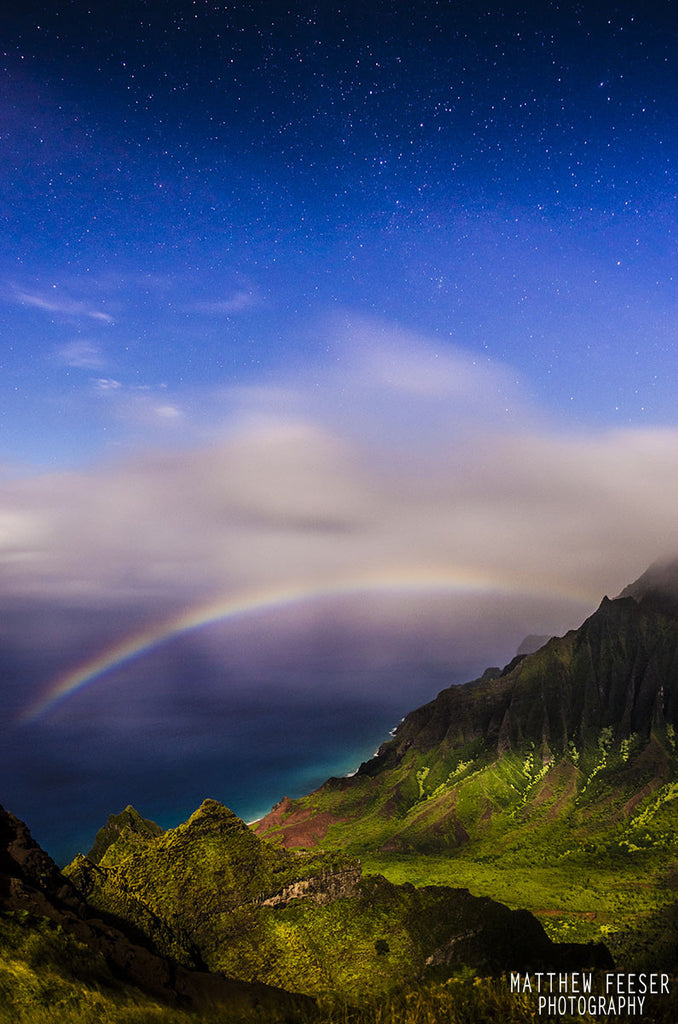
[3,0,678,859]
[3,0,678,467]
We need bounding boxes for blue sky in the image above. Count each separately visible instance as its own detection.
[2,0,678,468]
[3,0,678,855]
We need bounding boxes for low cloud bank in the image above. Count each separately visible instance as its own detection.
[1,320,675,620]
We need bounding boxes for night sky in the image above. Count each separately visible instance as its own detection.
[3,1,678,861]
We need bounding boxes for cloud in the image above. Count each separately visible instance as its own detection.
[153,404,183,420]
[89,377,186,429]
[57,341,108,369]
[0,320,676,641]
[11,287,114,323]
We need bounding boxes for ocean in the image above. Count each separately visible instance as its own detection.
[4,612,472,864]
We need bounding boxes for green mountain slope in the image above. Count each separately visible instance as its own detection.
[0,803,313,1023]
[254,572,678,968]
[65,799,610,999]
[87,805,164,863]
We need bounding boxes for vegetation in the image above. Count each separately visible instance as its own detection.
[65,800,601,1000]
[0,912,200,1024]
[0,921,675,1024]
[259,729,678,968]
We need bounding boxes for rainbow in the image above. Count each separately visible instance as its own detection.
[21,568,595,722]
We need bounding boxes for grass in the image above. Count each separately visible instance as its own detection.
[3,931,676,1024]
[0,912,200,1024]
[0,911,559,1024]
[314,975,678,1024]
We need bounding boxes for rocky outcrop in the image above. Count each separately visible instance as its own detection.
[260,864,362,907]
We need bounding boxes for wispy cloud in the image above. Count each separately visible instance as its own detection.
[57,341,108,369]
[11,287,114,323]
[90,377,186,429]
[152,403,183,420]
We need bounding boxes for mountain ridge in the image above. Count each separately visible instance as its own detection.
[257,584,678,826]
[0,801,312,1020]
[64,796,611,997]
[253,563,678,968]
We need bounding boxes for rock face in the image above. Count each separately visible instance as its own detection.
[65,799,611,997]
[369,592,678,770]
[0,801,77,911]
[0,803,313,1019]
[260,865,362,908]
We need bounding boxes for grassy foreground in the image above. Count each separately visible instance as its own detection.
[0,912,198,1024]
[2,909,676,1023]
